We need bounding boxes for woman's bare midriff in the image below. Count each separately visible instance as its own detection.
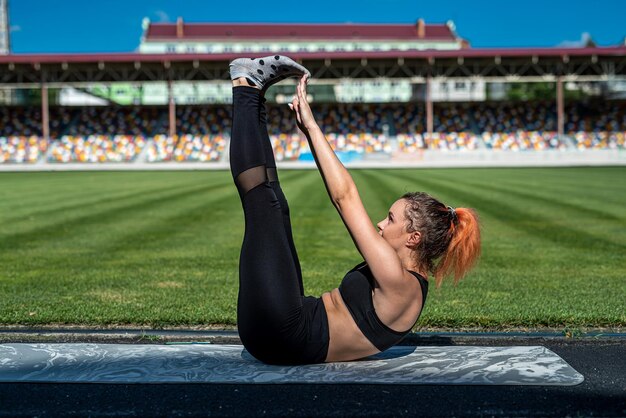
[321,288,380,362]
[321,271,425,363]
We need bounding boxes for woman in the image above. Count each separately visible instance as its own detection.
[228,55,481,365]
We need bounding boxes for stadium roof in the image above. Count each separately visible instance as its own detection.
[143,20,458,42]
[2,46,625,64]
[1,46,625,85]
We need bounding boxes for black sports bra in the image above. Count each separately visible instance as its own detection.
[338,261,429,352]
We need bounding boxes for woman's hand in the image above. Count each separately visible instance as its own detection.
[288,75,318,136]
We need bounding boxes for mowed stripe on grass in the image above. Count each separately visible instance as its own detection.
[0,167,624,329]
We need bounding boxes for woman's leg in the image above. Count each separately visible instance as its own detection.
[259,98,304,296]
[229,84,307,364]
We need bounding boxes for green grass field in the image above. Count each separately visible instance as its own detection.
[1,167,625,330]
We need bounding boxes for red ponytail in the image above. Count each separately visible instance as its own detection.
[433,207,481,288]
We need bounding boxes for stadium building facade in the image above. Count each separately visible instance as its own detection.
[139,19,468,54]
[136,19,484,103]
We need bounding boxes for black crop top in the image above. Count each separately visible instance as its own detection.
[338,261,429,352]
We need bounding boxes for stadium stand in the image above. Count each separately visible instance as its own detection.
[566,101,626,149]
[265,103,393,159]
[1,106,68,163]
[1,106,73,138]
[394,103,426,153]
[62,106,164,137]
[0,136,48,163]
[396,133,425,153]
[481,131,562,151]
[171,134,227,162]
[570,131,626,149]
[270,134,306,161]
[147,134,177,162]
[176,106,231,136]
[473,101,566,150]
[144,105,230,162]
[47,106,162,163]
[49,135,147,163]
[419,104,478,151]
[1,101,625,163]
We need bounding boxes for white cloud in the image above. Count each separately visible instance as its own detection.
[153,10,170,22]
[9,24,21,33]
[557,32,593,48]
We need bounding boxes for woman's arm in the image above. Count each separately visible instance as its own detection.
[289,76,356,204]
[289,76,406,289]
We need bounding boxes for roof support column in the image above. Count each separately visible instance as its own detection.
[41,79,50,142]
[168,79,176,139]
[556,76,564,138]
[426,75,433,145]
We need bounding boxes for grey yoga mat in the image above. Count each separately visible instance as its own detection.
[0,343,584,385]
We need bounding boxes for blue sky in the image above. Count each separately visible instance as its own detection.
[8,0,626,53]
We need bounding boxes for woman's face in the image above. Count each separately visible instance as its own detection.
[377,199,417,250]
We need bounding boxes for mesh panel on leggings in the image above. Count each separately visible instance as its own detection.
[235,165,268,196]
[266,167,278,183]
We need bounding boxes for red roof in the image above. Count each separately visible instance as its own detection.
[145,22,457,42]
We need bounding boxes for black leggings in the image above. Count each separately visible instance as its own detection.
[229,86,329,365]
